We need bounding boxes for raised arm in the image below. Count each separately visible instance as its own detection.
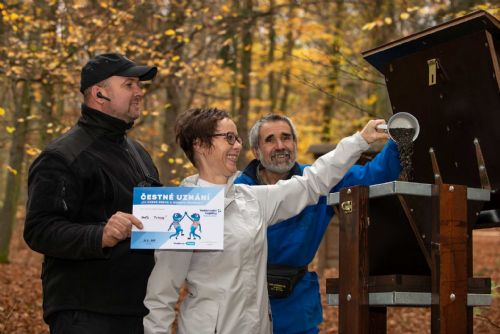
[333,139,401,191]
[247,120,388,226]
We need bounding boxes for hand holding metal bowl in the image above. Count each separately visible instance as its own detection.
[377,112,420,143]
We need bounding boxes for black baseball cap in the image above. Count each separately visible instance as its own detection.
[80,53,157,93]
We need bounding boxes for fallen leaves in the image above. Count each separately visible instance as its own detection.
[0,224,48,334]
[0,225,498,334]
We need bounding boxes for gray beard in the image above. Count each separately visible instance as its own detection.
[257,149,296,174]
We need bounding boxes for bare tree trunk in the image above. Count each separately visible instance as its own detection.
[160,76,185,185]
[254,69,264,116]
[374,0,395,119]
[158,2,187,185]
[268,0,277,113]
[321,0,344,143]
[55,83,66,127]
[39,83,56,146]
[0,80,8,205]
[0,81,31,263]
[278,2,296,113]
[34,0,58,147]
[230,35,239,117]
[236,0,253,169]
[358,0,395,119]
[229,0,241,117]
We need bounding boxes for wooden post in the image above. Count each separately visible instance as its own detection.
[338,186,370,333]
[431,184,469,333]
[369,307,387,334]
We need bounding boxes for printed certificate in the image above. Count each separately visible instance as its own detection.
[131,186,224,250]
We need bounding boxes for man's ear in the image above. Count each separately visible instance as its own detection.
[90,86,105,104]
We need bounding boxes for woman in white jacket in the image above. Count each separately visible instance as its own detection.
[143,107,388,334]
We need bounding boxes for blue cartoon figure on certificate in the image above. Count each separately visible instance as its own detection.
[186,212,202,240]
[168,212,185,239]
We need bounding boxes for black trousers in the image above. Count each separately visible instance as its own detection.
[47,310,144,334]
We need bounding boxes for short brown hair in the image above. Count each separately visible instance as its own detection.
[175,107,230,167]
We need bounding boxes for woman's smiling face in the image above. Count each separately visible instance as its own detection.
[195,117,242,184]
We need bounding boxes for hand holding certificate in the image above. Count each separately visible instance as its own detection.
[131,186,224,250]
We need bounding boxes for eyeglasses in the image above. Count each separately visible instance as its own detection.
[211,132,243,145]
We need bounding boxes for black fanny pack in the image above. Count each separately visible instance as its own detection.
[267,264,307,299]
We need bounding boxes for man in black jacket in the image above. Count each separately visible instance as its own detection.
[24,53,160,334]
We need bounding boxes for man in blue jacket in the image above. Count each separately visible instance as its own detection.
[234,114,401,334]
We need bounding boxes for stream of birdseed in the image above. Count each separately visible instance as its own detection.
[390,128,416,181]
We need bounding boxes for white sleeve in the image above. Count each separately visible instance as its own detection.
[143,250,193,334]
[251,132,369,226]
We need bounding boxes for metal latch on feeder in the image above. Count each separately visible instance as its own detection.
[341,200,352,214]
[427,59,438,86]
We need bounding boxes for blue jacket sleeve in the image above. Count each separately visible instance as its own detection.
[332,139,401,192]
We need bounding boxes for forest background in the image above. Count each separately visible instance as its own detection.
[0,0,499,333]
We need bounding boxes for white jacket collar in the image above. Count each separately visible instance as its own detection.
[181,172,241,209]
